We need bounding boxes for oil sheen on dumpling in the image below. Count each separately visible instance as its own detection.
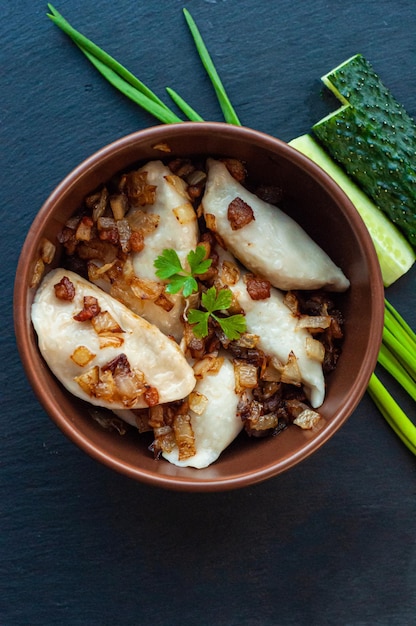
[202,158,350,292]
[162,355,243,468]
[217,250,325,408]
[128,160,199,340]
[31,268,196,410]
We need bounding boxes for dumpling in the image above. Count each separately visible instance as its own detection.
[202,158,350,292]
[216,250,326,408]
[31,268,196,410]
[162,355,243,468]
[128,160,199,340]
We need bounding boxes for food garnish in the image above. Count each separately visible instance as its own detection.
[154,246,212,297]
[187,286,246,340]
[46,7,415,454]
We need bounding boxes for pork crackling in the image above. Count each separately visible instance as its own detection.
[202,159,350,292]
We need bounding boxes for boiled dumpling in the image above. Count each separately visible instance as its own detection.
[202,158,350,292]
[162,355,243,468]
[128,160,199,340]
[216,249,326,408]
[31,268,196,410]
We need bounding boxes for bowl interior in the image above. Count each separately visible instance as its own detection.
[14,122,384,491]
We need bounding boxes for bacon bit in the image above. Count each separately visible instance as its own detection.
[70,345,96,367]
[144,386,159,407]
[221,158,247,183]
[227,197,255,230]
[124,170,157,206]
[245,274,271,300]
[54,275,75,301]
[129,230,145,253]
[73,296,101,321]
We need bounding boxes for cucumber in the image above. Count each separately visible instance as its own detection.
[289,134,415,287]
[312,54,416,248]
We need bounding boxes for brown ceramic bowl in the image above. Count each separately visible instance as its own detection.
[14,122,384,491]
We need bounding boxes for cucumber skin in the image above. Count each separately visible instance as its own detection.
[289,134,415,286]
[313,55,416,248]
[322,54,416,130]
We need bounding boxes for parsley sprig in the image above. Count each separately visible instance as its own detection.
[188,287,246,340]
[154,246,212,298]
[154,248,246,339]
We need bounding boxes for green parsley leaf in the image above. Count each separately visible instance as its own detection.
[153,246,212,296]
[187,246,211,275]
[201,286,232,312]
[153,249,183,279]
[213,314,247,340]
[187,308,210,338]
[188,286,246,340]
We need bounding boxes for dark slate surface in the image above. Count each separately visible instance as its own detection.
[2,1,416,624]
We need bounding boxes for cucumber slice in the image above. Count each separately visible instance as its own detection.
[312,54,416,248]
[289,134,415,287]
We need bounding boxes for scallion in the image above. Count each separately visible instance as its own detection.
[182,8,241,126]
[47,4,182,124]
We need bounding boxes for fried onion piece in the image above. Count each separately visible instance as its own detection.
[70,345,96,367]
[123,170,157,206]
[173,404,196,461]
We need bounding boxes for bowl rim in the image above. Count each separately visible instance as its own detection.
[14,122,385,491]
